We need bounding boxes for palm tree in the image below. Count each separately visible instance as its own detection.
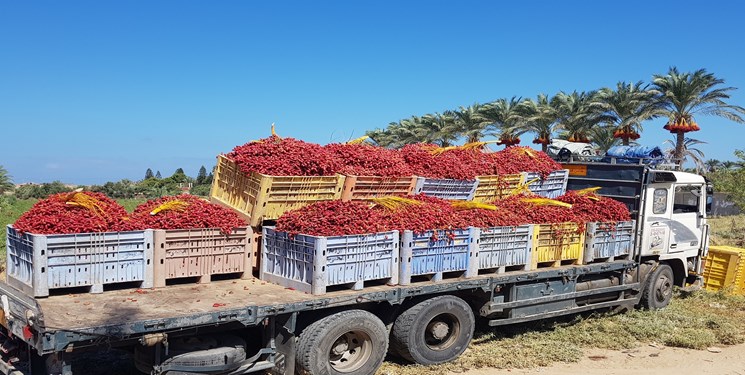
[482,97,528,147]
[652,67,745,163]
[704,159,724,173]
[420,112,459,147]
[554,91,608,143]
[588,123,622,153]
[366,128,397,148]
[0,165,13,194]
[596,81,661,146]
[453,103,491,143]
[664,137,707,174]
[519,94,561,152]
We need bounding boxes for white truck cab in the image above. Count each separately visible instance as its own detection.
[565,163,712,287]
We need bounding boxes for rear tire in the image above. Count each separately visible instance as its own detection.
[296,310,388,375]
[390,295,475,365]
[640,264,674,310]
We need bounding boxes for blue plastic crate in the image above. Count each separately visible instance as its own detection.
[523,169,569,199]
[261,227,399,295]
[475,225,533,272]
[399,228,477,285]
[5,225,153,297]
[584,221,636,263]
[413,177,478,200]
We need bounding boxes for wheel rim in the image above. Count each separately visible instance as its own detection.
[328,331,373,373]
[424,313,461,351]
[654,272,672,304]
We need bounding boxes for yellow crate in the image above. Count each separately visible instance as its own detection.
[473,174,524,203]
[702,246,745,295]
[531,223,585,268]
[210,155,346,226]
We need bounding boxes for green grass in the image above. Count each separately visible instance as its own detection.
[708,214,745,247]
[117,198,147,213]
[0,198,37,261]
[378,290,745,374]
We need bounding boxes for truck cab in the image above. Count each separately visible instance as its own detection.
[564,162,711,287]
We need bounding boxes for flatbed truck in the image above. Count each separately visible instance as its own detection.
[0,162,712,375]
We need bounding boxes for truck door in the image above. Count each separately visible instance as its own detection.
[669,184,705,254]
[641,183,673,256]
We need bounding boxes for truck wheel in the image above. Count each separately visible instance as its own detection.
[640,264,674,310]
[134,334,246,374]
[390,295,475,365]
[296,310,388,375]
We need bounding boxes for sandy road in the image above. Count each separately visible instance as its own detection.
[461,343,745,375]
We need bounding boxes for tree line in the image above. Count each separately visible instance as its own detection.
[366,67,745,166]
[0,165,214,200]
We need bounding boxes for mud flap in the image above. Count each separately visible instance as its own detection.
[270,314,296,375]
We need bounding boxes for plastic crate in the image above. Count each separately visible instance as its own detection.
[250,226,262,272]
[413,177,478,200]
[152,227,252,287]
[399,228,477,285]
[472,174,524,203]
[261,227,399,295]
[523,169,569,199]
[531,223,585,268]
[5,225,153,297]
[584,221,635,263]
[210,155,346,226]
[702,246,745,295]
[476,225,533,273]
[341,175,418,201]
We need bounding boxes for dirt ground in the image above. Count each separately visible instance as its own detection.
[463,343,745,375]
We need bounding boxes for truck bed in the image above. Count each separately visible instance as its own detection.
[1,260,637,355]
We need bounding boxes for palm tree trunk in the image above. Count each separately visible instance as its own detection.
[674,131,685,169]
[542,144,548,153]
[622,138,630,146]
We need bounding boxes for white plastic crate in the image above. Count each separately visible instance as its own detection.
[413,177,478,200]
[584,221,635,263]
[399,228,477,285]
[475,225,533,273]
[5,225,153,297]
[523,169,569,198]
[261,227,399,295]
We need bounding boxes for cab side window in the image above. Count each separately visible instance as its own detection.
[673,185,701,214]
[653,188,667,214]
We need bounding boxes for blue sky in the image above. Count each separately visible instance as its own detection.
[1,1,744,185]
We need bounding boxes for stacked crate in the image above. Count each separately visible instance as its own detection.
[5,225,153,297]
[475,225,533,274]
[531,223,585,268]
[399,228,478,285]
[261,227,399,295]
[412,178,479,200]
[210,155,346,226]
[584,221,635,263]
[152,227,253,287]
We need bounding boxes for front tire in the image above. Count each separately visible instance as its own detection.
[640,264,674,309]
[390,295,475,365]
[296,310,388,375]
